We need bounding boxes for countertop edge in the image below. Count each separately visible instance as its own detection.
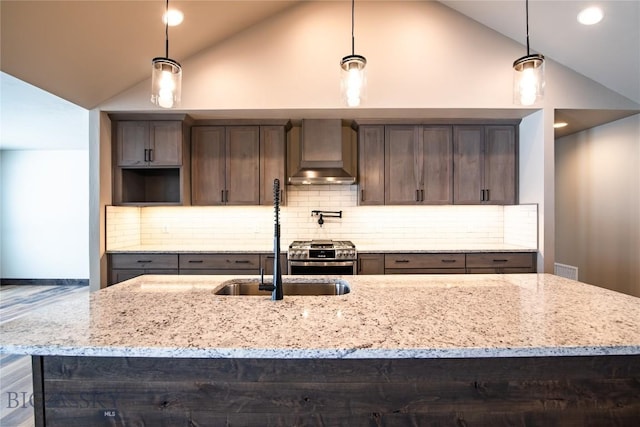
[4,345,638,359]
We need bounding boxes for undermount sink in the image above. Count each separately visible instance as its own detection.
[215,278,350,296]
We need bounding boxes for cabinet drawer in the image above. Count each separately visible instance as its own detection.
[465,253,535,269]
[179,254,261,270]
[385,253,465,269]
[110,253,179,269]
[386,268,466,275]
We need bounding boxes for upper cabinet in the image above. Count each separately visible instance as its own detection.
[358,126,385,205]
[385,125,453,205]
[358,121,518,206]
[116,121,183,167]
[110,116,288,207]
[192,126,260,205]
[260,126,287,206]
[191,122,288,206]
[453,125,517,205]
[110,115,191,206]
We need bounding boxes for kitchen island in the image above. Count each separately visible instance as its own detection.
[2,274,639,425]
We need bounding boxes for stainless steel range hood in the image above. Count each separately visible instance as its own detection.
[288,119,357,185]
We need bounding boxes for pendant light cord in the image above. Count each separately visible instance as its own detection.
[525,0,530,55]
[164,0,169,58]
[350,0,355,55]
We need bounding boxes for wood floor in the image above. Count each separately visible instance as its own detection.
[1,285,88,427]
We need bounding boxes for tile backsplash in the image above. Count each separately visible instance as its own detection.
[106,186,538,251]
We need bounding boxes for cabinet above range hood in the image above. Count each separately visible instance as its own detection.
[287,119,357,185]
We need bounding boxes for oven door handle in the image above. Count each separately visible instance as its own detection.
[288,261,356,267]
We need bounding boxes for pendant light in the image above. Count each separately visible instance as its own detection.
[151,0,182,108]
[513,0,544,106]
[340,0,367,107]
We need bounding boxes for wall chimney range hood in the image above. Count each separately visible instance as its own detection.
[288,119,357,185]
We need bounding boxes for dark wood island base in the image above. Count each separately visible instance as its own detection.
[33,354,640,426]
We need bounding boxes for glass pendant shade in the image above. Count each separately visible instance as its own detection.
[513,54,544,106]
[151,57,182,109]
[340,54,367,107]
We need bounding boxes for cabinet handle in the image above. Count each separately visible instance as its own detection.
[361,189,365,202]
[225,190,229,203]
[441,259,457,263]
[421,189,424,202]
[221,190,225,203]
[137,260,152,264]
[480,189,485,201]
[188,260,204,264]
[143,149,149,162]
[493,259,508,263]
[234,260,251,264]
[148,148,153,162]
[415,190,420,202]
[485,189,490,201]
[395,259,410,263]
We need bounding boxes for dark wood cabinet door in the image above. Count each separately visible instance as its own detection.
[453,126,484,204]
[116,121,148,166]
[149,121,182,165]
[191,127,226,205]
[260,126,286,206]
[484,126,517,205]
[385,126,421,205]
[262,254,288,276]
[422,126,453,204]
[358,126,385,205]
[226,126,260,205]
[357,254,385,274]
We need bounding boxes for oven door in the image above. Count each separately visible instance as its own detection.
[288,260,356,275]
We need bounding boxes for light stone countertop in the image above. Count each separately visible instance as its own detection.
[1,274,638,359]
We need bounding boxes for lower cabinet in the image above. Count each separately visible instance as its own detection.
[385,253,466,274]
[179,254,261,275]
[357,254,385,274]
[109,253,179,285]
[261,254,288,276]
[465,252,536,274]
[109,251,536,285]
[109,253,287,286]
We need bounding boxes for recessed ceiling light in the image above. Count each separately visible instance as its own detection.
[163,9,184,27]
[554,122,568,129]
[577,6,603,25]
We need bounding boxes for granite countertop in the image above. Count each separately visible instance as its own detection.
[1,274,638,359]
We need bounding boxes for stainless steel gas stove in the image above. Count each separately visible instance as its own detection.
[287,240,357,275]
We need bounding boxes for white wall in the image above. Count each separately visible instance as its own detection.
[0,150,89,279]
[555,114,640,297]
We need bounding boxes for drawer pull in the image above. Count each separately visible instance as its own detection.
[188,260,204,264]
[234,260,251,264]
[493,259,509,263]
[395,259,410,263]
[136,260,152,264]
[441,259,457,263]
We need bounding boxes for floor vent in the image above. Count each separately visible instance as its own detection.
[554,263,579,281]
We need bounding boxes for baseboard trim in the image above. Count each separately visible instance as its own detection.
[0,278,89,286]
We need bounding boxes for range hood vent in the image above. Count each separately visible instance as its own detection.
[288,119,357,185]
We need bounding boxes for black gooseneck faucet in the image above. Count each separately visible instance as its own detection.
[259,179,284,300]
